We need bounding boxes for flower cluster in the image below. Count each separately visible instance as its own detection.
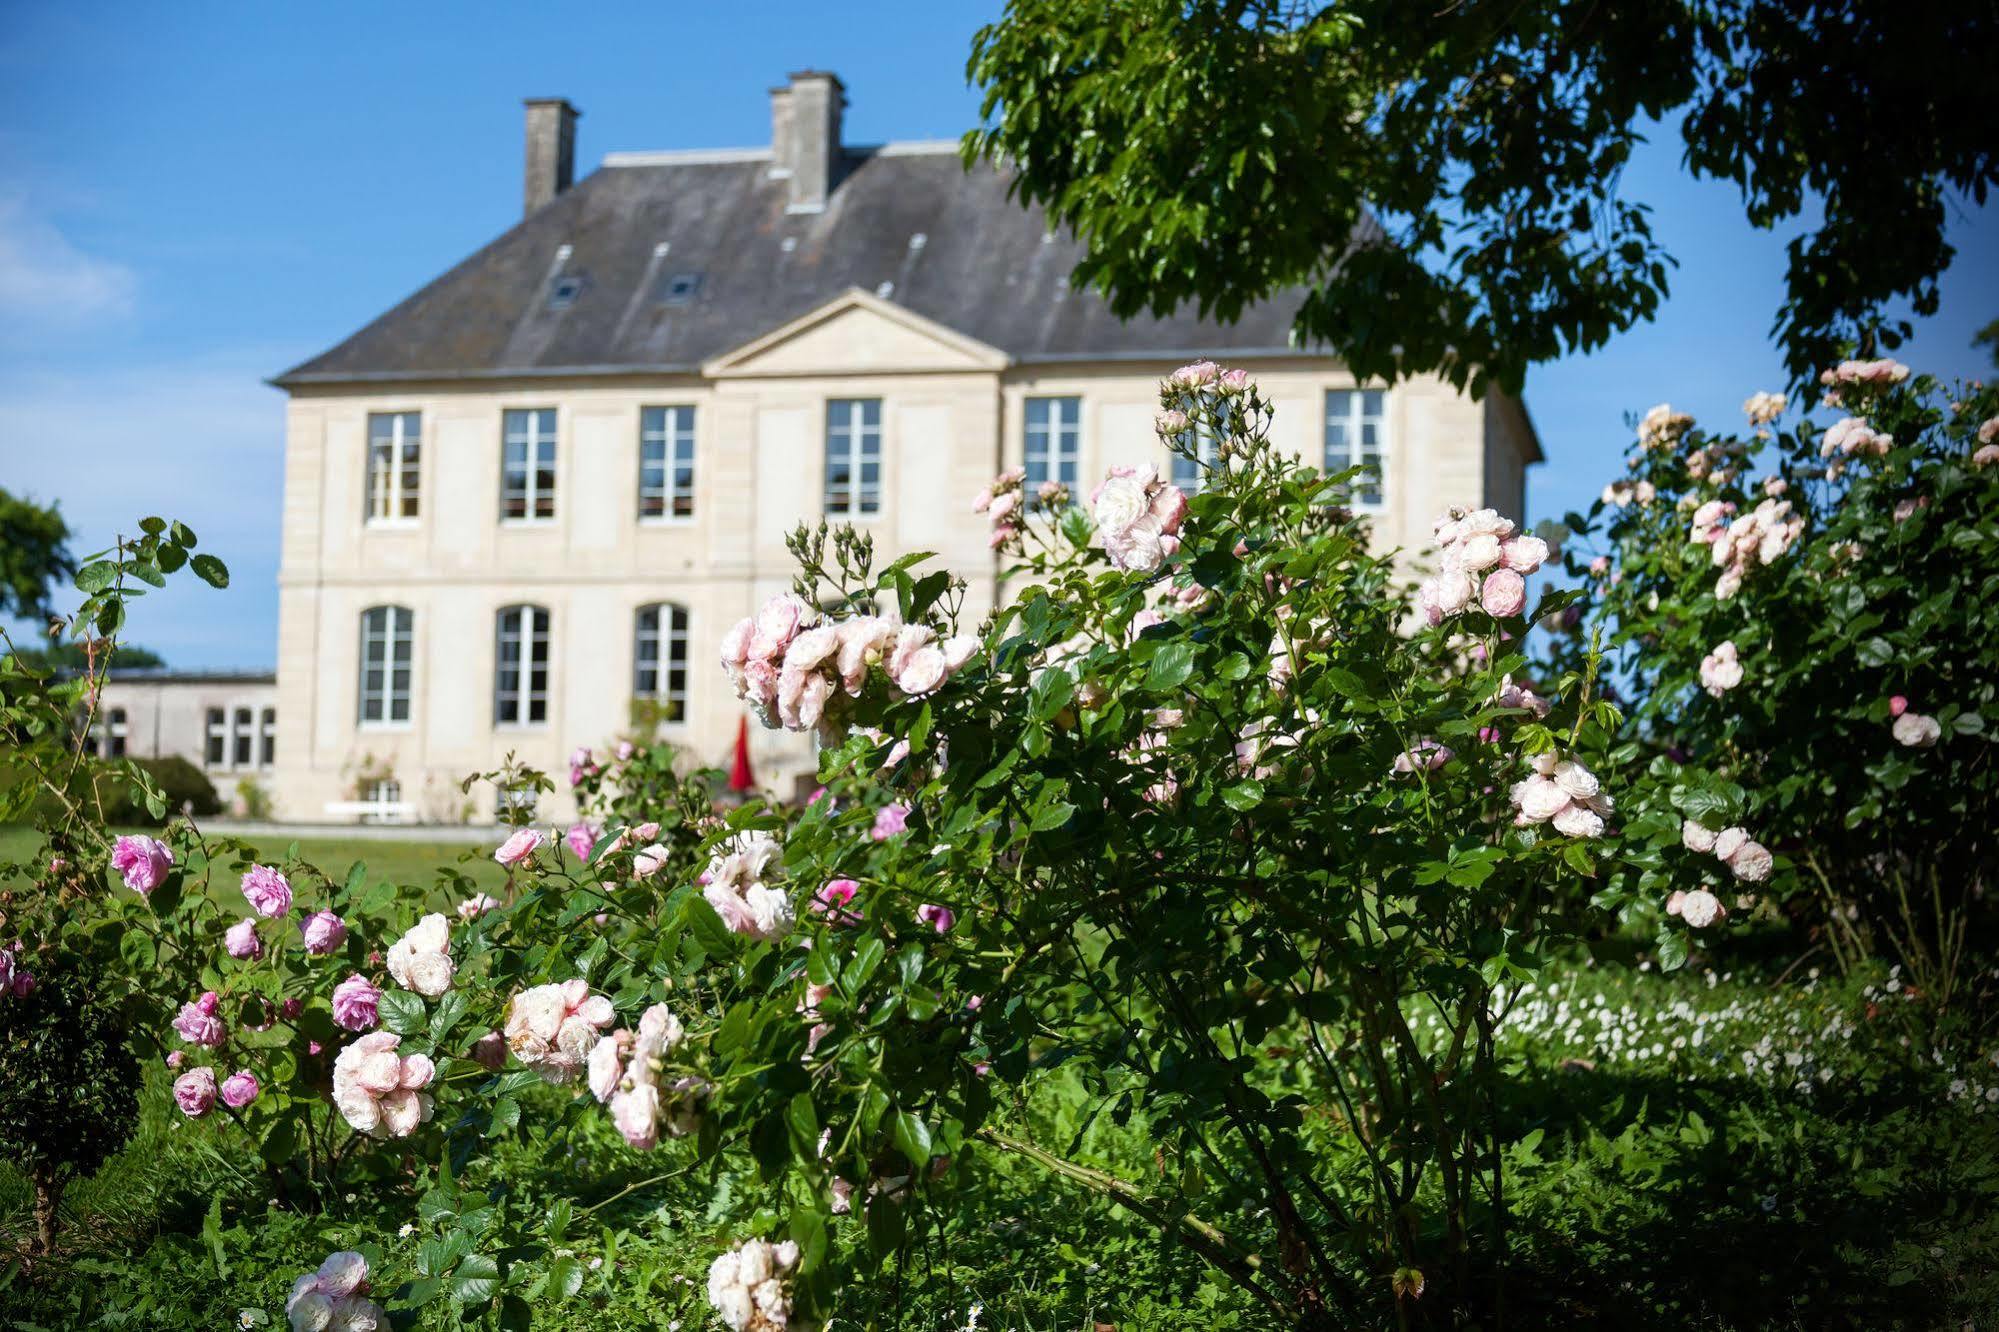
[587,1002,701,1149]
[1681,820,1772,882]
[972,465,1060,552]
[1688,498,1737,547]
[1820,416,1892,464]
[702,830,795,941]
[504,980,615,1083]
[1637,403,1694,449]
[1698,640,1744,698]
[111,834,172,894]
[331,1031,435,1137]
[1666,888,1726,929]
[707,1237,801,1332]
[1391,739,1453,775]
[1601,478,1657,508]
[286,1250,383,1332]
[721,593,978,733]
[1708,496,1802,599]
[1417,508,1547,624]
[173,989,227,1047]
[0,943,33,1000]
[1742,391,1786,426]
[1820,358,1910,390]
[1509,753,1613,838]
[385,914,453,996]
[1091,462,1187,574]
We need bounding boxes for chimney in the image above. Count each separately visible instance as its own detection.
[523,97,580,216]
[772,71,844,213]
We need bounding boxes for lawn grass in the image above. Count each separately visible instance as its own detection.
[0,823,509,898]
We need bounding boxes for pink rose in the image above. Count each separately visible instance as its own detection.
[331,974,382,1032]
[1168,360,1219,388]
[565,821,598,862]
[224,918,262,960]
[281,997,302,1020]
[220,1070,260,1109]
[916,903,957,934]
[1218,367,1251,393]
[173,1067,217,1117]
[871,803,910,842]
[166,1049,185,1069]
[1678,889,1725,928]
[813,878,862,926]
[456,893,500,922]
[494,828,544,867]
[300,910,347,955]
[111,835,173,894]
[331,1031,435,1138]
[173,991,227,1047]
[1888,695,1909,717]
[240,864,293,918]
[1892,712,1941,748]
[1480,569,1527,618]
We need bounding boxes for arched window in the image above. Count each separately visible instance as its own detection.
[358,606,414,724]
[633,603,690,722]
[495,605,551,725]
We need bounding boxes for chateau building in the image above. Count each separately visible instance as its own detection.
[268,71,1541,822]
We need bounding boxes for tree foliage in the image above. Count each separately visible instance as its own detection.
[965,0,1999,394]
[0,487,77,623]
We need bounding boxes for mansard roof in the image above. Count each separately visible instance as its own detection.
[273,145,1332,386]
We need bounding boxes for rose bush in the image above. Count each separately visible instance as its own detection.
[1553,361,1998,1001]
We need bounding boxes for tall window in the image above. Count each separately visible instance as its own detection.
[501,408,558,521]
[1324,389,1387,507]
[633,603,690,722]
[1024,397,1081,495]
[106,707,128,757]
[1169,425,1221,494]
[823,399,882,517]
[206,708,227,765]
[359,606,414,724]
[494,605,551,725]
[233,707,254,768]
[259,708,277,768]
[366,412,421,521]
[640,406,697,519]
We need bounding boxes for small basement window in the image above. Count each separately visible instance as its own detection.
[548,275,584,309]
[661,272,703,306]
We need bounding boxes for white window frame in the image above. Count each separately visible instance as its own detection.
[501,408,559,524]
[206,707,228,766]
[639,405,697,522]
[634,603,691,724]
[1024,396,1081,496]
[1324,388,1388,509]
[232,706,255,769]
[494,604,551,727]
[358,606,415,728]
[258,707,277,769]
[823,398,882,518]
[366,411,422,525]
[1169,424,1222,494]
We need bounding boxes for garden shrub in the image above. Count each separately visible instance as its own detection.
[1557,360,1999,1004]
[96,755,222,822]
[0,949,141,1252]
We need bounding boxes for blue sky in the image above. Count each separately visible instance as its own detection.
[2,3,1994,666]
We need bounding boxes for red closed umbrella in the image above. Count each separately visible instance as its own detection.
[728,715,756,793]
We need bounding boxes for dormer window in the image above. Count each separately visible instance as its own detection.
[548,275,584,309]
[661,272,703,306]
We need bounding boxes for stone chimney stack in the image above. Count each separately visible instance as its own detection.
[771,71,844,213]
[523,98,580,216]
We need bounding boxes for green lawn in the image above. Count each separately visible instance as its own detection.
[0,824,510,898]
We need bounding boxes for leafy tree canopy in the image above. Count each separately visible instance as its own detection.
[7,640,167,673]
[965,0,1999,395]
[0,487,76,622]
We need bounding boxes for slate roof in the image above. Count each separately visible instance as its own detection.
[273,146,1334,385]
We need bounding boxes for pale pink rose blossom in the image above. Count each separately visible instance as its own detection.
[1391,740,1453,774]
[220,1070,260,1109]
[1892,712,1942,748]
[565,821,598,861]
[111,835,174,894]
[1091,462,1187,574]
[240,864,294,918]
[1479,569,1527,618]
[331,1030,435,1137]
[224,918,263,960]
[173,991,227,1047]
[1722,838,1773,882]
[1678,889,1725,928]
[505,979,618,1083]
[1743,391,1785,425]
[173,1067,217,1117]
[1682,820,1718,853]
[385,914,454,997]
[455,894,499,923]
[300,910,347,954]
[871,802,910,841]
[1665,890,1687,917]
[286,1251,383,1332]
[917,903,957,934]
[1973,443,1999,468]
[494,828,544,867]
[332,974,382,1032]
[165,1049,185,1069]
[1699,641,1744,698]
[1168,359,1219,388]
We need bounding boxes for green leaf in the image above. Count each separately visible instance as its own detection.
[190,552,230,588]
[1144,641,1195,691]
[893,1110,932,1168]
[450,1253,502,1306]
[1222,779,1264,812]
[1030,800,1075,832]
[378,989,427,1036]
[845,937,886,994]
[548,1255,585,1300]
[430,990,468,1044]
[485,1098,521,1138]
[74,561,116,594]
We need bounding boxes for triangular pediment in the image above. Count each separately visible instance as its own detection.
[702,288,1010,378]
